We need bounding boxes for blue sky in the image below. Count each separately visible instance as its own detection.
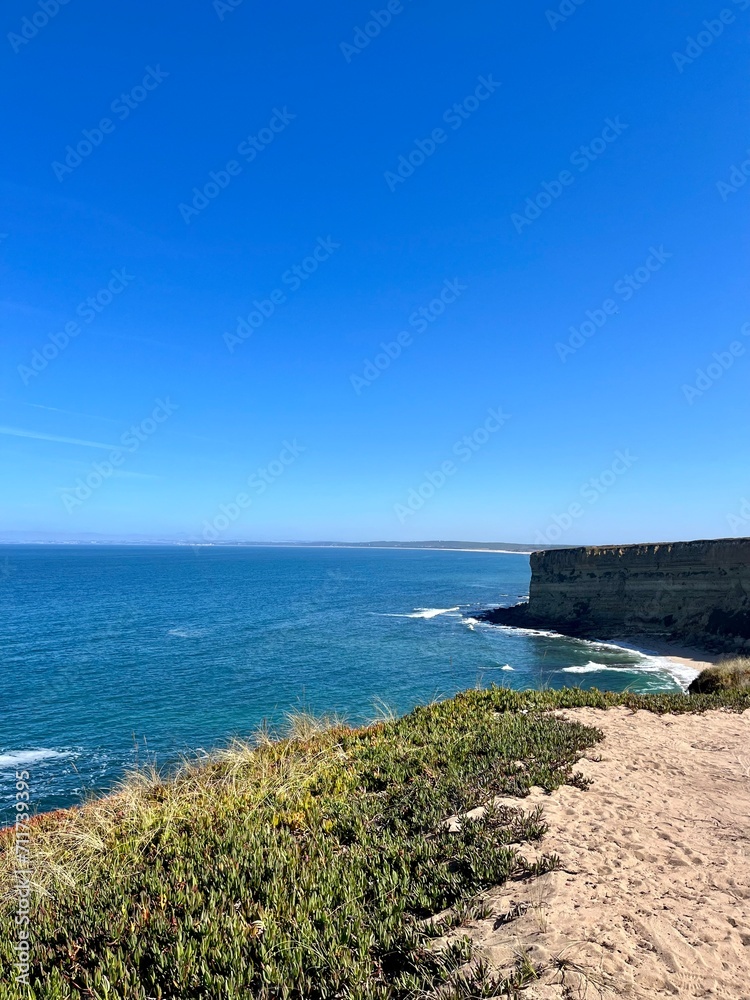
[1,0,748,545]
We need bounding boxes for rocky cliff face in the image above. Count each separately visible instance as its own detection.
[481,538,750,652]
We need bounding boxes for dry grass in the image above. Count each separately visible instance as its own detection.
[688,655,750,694]
[0,720,348,905]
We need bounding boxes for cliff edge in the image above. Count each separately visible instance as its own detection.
[479,537,750,653]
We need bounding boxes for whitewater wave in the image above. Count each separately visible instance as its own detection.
[168,627,209,638]
[631,653,699,688]
[469,621,699,690]
[562,653,698,688]
[562,662,629,674]
[570,636,651,655]
[376,607,462,620]
[495,624,563,638]
[409,607,461,619]
[568,639,700,688]
[0,749,71,770]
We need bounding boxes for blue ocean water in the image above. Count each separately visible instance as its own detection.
[0,545,692,823]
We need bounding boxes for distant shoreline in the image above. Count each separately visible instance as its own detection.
[0,540,543,553]
[276,544,534,555]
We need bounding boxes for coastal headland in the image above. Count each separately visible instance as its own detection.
[477,537,750,655]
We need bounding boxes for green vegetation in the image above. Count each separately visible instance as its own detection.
[2,686,749,999]
[688,655,750,694]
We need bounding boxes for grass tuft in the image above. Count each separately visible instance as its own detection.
[688,655,750,694]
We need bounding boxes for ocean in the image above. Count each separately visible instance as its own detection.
[0,545,694,824]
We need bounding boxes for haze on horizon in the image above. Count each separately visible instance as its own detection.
[2,0,748,547]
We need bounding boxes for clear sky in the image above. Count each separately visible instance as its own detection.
[1,0,748,545]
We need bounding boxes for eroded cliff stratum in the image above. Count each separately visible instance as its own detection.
[480,538,750,652]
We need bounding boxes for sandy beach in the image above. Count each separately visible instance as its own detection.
[440,706,750,998]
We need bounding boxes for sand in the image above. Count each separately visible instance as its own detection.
[441,707,750,998]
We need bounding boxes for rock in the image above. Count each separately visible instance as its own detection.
[477,538,750,653]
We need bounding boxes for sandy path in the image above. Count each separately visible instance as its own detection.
[445,708,750,999]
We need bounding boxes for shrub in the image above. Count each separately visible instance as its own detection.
[688,655,750,694]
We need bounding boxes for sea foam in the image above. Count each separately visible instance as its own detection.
[0,749,70,770]
[562,662,628,674]
[377,607,461,620]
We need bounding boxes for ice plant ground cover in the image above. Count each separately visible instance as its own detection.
[2,685,749,1000]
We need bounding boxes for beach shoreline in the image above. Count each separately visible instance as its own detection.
[472,609,717,689]
[605,634,721,675]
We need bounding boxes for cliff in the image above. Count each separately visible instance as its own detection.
[479,537,750,652]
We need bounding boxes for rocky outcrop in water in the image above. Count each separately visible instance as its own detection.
[478,538,750,653]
